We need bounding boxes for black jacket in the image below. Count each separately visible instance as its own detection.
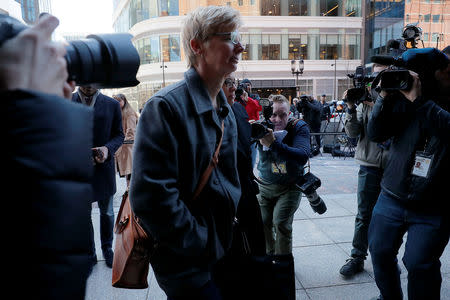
[368,94,450,214]
[298,99,322,130]
[130,68,241,297]
[230,102,265,255]
[6,90,93,299]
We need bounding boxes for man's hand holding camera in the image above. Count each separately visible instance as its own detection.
[0,14,75,99]
[259,128,275,148]
[379,70,422,103]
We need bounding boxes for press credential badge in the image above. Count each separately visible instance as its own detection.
[411,152,433,178]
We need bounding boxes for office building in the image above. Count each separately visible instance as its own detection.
[112,0,363,109]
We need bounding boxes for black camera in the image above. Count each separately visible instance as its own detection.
[371,48,449,96]
[296,171,327,215]
[378,69,413,91]
[344,66,376,105]
[251,98,273,139]
[0,14,140,89]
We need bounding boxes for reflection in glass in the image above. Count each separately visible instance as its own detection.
[160,35,181,62]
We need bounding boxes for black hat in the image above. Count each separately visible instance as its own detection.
[241,78,251,85]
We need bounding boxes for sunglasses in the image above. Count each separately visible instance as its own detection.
[213,31,246,49]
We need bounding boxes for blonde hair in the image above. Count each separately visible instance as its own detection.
[270,94,289,106]
[181,6,242,68]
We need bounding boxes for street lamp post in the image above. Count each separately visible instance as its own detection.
[331,58,337,100]
[290,58,304,98]
[160,58,167,88]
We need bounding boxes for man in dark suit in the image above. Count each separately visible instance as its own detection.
[73,85,124,268]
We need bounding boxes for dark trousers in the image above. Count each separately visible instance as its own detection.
[351,165,382,259]
[368,192,450,300]
[167,281,222,300]
[310,125,321,149]
[88,195,114,255]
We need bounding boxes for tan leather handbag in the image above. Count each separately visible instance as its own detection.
[112,190,151,288]
[112,121,224,289]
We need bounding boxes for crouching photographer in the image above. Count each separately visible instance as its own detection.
[338,63,391,278]
[367,47,450,300]
[255,94,325,255]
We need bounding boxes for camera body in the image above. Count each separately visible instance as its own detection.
[0,14,140,89]
[345,66,376,105]
[251,98,274,139]
[371,48,449,96]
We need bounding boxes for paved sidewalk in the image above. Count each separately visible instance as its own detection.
[85,154,450,300]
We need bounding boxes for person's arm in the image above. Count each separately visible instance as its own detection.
[344,103,363,138]
[270,123,310,165]
[105,100,125,157]
[418,100,450,139]
[124,111,138,141]
[130,97,208,257]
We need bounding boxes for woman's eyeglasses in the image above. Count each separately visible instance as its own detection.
[213,31,246,49]
[224,79,237,88]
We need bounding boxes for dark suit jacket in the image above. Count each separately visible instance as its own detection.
[72,92,124,200]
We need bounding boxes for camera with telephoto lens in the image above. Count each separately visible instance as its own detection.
[371,48,449,96]
[296,170,327,215]
[344,66,377,105]
[251,98,274,140]
[0,14,140,89]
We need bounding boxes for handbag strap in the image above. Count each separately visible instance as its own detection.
[192,120,225,201]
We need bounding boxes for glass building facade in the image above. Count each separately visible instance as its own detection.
[363,0,405,64]
[114,0,362,32]
[113,0,363,108]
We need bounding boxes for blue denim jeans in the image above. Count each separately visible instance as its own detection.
[368,192,449,300]
[351,165,382,259]
[89,195,114,255]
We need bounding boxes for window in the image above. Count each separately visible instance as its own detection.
[431,33,439,42]
[406,14,410,23]
[423,33,429,41]
[319,34,339,60]
[288,35,308,60]
[433,0,441,3]
[259,35,281,60]
[251,0,255,4]
[423,14,430,22]
[320,0,342,17]
[432,15,441,23]
[238,0,243,5]
[288,0,309,16]
[261,0,281,15]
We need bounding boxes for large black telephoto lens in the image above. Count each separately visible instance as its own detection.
[0,14,140,89]
[65,34,139,88]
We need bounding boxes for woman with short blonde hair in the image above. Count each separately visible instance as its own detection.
[131,5,245,300]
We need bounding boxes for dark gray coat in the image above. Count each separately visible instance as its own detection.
[130,68,241,297]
